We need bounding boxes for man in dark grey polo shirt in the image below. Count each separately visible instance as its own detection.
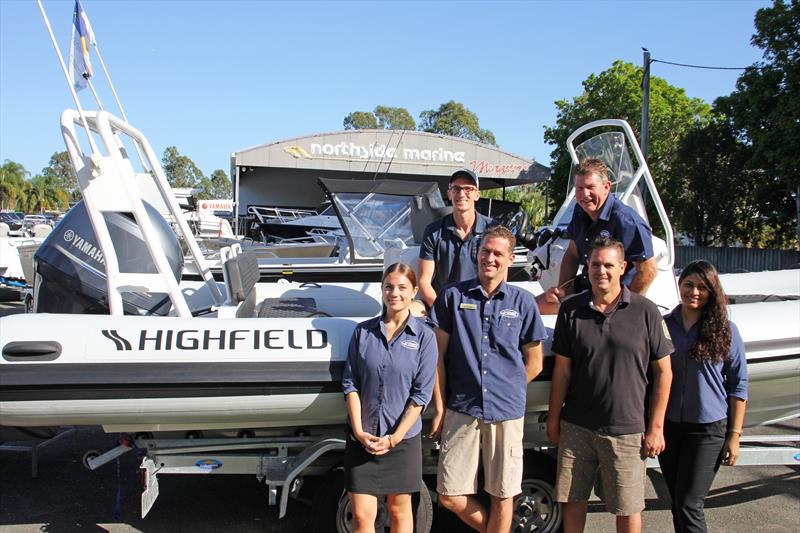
[547,236,673,533]
[429,225,547,532]
[418,168,494,309]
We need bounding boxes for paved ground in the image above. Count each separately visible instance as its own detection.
[1,298,799,532]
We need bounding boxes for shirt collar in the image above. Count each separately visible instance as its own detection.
[597,194,617,222]
[443,212,489,235]
[583,284,631,311]
[466,278,508,300]
[369,312,421,336]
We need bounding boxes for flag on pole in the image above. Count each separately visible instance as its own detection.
[68,0,95,91]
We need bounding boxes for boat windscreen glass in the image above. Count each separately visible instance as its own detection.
[554,131,648,227]
[333,193,415,258]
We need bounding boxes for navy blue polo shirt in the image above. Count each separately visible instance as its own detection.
[566,195,654,286]
[552,287,673,434]
[341,314,437,440]
[419,212,495,292]
[429,279,548,422]
[664,307,748,424]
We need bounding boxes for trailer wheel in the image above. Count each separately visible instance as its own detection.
[512,452,562,533]
[312,468,432,533]
[82,450,100,470]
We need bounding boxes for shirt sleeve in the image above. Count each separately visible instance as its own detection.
[618,212,654,262]
[419,222,437,261]
[341,328,361,395]
[519,294,548,346]
[723,322,749,401]
[648,306,674,361]
[551,305,571,357]
[408,328,437,407]
[429,289,452,333]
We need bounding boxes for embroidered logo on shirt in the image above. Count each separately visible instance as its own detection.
[459,303,477,310]
[661,319,672,341]
[401,340,420,350]
[499,309,519,318]
[600,230,611,238]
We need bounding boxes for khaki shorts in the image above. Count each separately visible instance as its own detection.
[436,409,524,499]
[554,420,646,515]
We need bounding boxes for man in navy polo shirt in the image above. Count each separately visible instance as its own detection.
[547,236,672,533]
[540,157,657,314]
[429,225,547,532]
[418,168,494,309]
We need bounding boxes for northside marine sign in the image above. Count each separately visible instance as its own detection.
[282,142,530,176]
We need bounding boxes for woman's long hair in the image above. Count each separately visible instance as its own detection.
[679,260,731,363]
[380,263,418,317]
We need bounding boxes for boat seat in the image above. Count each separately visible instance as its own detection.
[222,251,260,317]
[257,297,322,318]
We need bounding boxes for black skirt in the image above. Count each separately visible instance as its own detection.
[344,432,423,494]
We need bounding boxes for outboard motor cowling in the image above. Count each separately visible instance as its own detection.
[33,200,183,315]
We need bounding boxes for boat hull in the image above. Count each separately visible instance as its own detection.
[2,299,798,433]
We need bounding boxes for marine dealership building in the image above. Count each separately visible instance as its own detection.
[230,129,550,233]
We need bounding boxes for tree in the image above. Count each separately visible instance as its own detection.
[19,174,69,213]
[0,160,28,210]
[418,101,497,145]
[40,151,79,200]
[374,106,416,130]
[343,106,416,130]
[343,111,378,130]
[543,61,712,229]
[669,119,760,246]
[208,169,232,199]
[161,146,206,189]
[714,0,799,248]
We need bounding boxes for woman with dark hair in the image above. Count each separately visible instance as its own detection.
[659,260,748,533]
[341,263,437,532]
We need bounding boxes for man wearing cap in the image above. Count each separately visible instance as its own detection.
[418,168,494,309]
[540,157,657,314]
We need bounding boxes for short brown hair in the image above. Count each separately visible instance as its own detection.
[575,157,609,184]
[589,235,624,260]
[481,225,516,254]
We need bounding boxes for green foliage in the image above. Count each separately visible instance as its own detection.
[20,173,69,213]
[208,169,233,200]
[669,119,760,246]
[343,111,378,130]
[40,151,79,200]
[418,101,497,145]
[714,0,799,247]
[543,61,712,225]
[0,160,28,210]
[482,185,548,228]
[161,146,207,189]
[343,106,416,130]
[374,106,416,130]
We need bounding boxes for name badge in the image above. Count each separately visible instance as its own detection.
[459,303,477,310]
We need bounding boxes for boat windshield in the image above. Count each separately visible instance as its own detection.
[554,131,646,226]
[333,192,416,258]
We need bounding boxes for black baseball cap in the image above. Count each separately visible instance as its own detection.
[449,168,479,188]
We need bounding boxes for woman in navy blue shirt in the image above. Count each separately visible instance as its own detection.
[659,260,748,533]
[341,263,437,532]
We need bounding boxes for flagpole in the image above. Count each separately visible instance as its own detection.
[86,78,105,110]
[36,0,99,155]
[81,2,148,167]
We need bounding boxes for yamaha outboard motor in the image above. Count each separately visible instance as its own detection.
[33,200,183,315]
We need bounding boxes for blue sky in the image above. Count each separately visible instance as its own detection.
[0,0,770,180]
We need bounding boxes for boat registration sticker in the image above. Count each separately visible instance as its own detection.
[459,303,477,310]
[196,459,223,471]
